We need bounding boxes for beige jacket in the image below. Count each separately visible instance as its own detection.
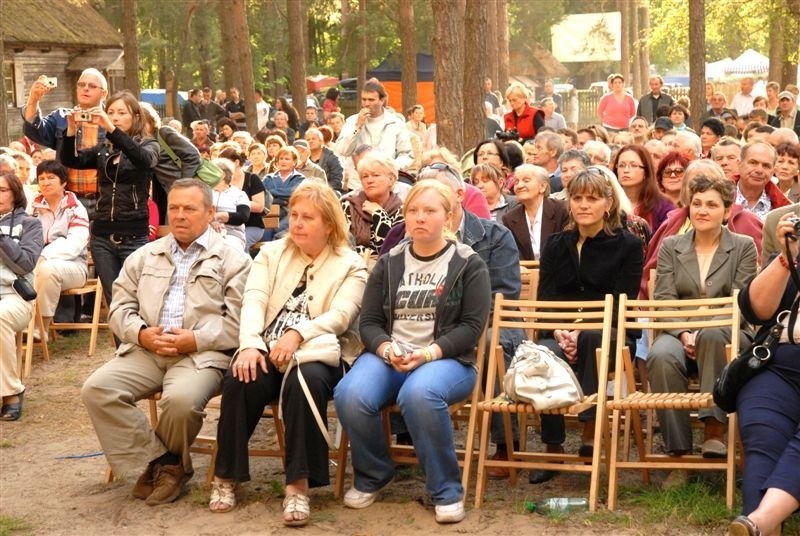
[240,237,368,363]
[110,229,251,369]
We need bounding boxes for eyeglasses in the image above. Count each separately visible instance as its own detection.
[663,168,685,177]
[476,150,499,158]
[77,82,102,90]
[616,162,644,170]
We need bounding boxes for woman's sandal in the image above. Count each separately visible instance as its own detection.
[729,515,762,536]
[282,493,310,526]
[209,481,237,513]
[0,390,25,422]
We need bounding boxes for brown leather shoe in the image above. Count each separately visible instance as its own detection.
[132,463,155,500]
[145,463,187,506]
[487,447,510,480]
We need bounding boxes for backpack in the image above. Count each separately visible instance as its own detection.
[156,130,223,188]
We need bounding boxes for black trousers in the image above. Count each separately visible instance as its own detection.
[214,359,344,487]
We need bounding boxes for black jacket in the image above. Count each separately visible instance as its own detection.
[768,113,800,138]
[60,128,159,236]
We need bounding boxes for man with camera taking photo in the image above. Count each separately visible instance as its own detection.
[20,68,108,218]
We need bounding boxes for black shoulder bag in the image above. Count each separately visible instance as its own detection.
[713,236,800,413]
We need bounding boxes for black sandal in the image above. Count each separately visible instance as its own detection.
[0,390,25,421]
[729,515,761,536]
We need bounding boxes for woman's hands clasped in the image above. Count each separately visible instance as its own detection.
[233,330,304,383]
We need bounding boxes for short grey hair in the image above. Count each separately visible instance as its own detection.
[535,131,565,158]
[514,163,549,185]
[675,131,702,158]
[557,149,591,168]
[169,178,214,207]
[212,158,235,185]
[583,140,611,164]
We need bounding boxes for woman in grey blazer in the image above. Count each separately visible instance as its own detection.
[647,172,757,460]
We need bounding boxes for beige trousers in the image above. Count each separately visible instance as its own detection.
[0,293,32,397]
[81,348,222,477]
[34,259,87,317]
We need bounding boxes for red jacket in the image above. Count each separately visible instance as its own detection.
[503,104,544,142]
[639,204,763,298]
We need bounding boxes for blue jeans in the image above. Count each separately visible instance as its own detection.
[334,353,476,505]
[90,234,149,307]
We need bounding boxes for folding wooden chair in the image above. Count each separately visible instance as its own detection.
[471,294,614,511]
[606,292,741,510]
[519,263,539,302]
[49,278,111,356]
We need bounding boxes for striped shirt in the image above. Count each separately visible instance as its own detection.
[158,228,211,331]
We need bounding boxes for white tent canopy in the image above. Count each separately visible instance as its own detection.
[726,49,769,75]
[706,57,733,80]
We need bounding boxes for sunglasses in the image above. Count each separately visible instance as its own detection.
[663,168,686,177]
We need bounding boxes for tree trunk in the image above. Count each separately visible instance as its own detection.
[497,0,509,95]
[638,0,651,99]
[784,0,800,86]
[399,0,417,115]
[432,0,464,154]
[630,0,641,98]
[485,0,498,89]
[340,0,351,78]
[288,0,307,121]
[357,0,367,96]
[619,0,631,82]
[688,0,705,132]
[0,0,7,147]
[172,1,197,114]
[195,0,214,88]
[768,0,785,84]
[231,0,257,132]
[463,0,488,149]
[121,0,141,98]
[218,0,242,92]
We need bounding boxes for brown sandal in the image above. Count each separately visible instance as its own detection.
[729,515,761,536]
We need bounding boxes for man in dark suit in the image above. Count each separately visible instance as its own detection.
[768,91,800,138]
[637,76,675,124]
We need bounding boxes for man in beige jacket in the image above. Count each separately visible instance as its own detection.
[81,179,251,506]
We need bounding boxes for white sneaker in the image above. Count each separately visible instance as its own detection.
[435,500,465,523]
[343,487,378,509]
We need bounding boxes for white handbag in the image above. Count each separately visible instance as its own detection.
[503,340,584,410]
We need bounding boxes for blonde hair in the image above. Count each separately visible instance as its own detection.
[288,181,349,248]
[403,179,456,241]
[505,83,529,101]
[357,152,398,185]
[275,145,299,163]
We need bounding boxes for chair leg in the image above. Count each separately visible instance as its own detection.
[474,409,494,508]
[88,281,104,357]
[334,427,349,499]
[23,307,36,378]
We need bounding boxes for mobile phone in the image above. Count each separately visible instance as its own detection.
[44,77,57,89]
[390,341,404,357]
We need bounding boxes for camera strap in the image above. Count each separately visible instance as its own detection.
[783,234,800,344]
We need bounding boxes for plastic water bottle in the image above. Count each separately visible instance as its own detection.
[526,497,589,514]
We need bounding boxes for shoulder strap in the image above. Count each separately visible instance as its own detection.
[156,129,182,169]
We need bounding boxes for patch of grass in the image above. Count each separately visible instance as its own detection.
[619,479,732,526]
[187,483,209,506]
[0,515,32,536]
[0,439,13,448]
[269,479,284,498]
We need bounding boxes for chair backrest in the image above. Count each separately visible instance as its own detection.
[484,293,615,403]
[612,291,741,400]
[647,267,656,303]
[519,260,540,271]
[263,203,281,229]
[519,267,539,303]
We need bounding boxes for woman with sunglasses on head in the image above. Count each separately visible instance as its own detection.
[59,90,159,309]
[611,144,674,233]
[655,151,690,207]
[529,167,643,485]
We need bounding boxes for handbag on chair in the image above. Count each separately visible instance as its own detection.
[503,340,583,410]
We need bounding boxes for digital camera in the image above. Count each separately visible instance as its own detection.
[75,110,92,122]
[788,216,800,235]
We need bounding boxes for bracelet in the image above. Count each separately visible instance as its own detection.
[422,347,434,362]
[778,254,795,271]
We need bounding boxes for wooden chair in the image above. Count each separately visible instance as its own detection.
[519,264,539,303]
[605,292,741,510]
[191,396,348,499]
[49,278,110,357]
[471,294,614,511]
[15,299,50,378]
[262,204,280,230]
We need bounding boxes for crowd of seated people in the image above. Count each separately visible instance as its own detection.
[7,69,800,533]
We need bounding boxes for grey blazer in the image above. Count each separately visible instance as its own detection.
[762,203,800,261]
[654,227,757,336]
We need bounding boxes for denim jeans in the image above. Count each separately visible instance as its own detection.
[90,234,149,307]
[334,352,476,505]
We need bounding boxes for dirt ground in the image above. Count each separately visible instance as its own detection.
[1,334,734,536]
